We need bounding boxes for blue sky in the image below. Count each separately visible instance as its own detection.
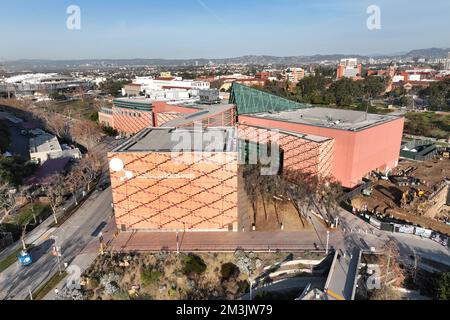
[0,0,449,60]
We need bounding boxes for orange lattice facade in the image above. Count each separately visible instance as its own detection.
[113,107,154,134]
[109,152,239,232]
[156,112,183,127]
[238,125,334,178]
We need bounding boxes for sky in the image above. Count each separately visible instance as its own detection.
[0,0,449,60]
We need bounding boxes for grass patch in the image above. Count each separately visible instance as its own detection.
[32,271,68,300]
[404,112,450,140]
[4,204,51,227]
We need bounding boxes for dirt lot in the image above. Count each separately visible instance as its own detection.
[351,158,450,235]
[249,196,311,232]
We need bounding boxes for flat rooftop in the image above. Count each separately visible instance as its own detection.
[29,134,62,154]
[277,129,332,143]
[248,107,400,131]
[113,127,237,153]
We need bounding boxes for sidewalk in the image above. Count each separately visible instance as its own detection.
[108,228,333,253]
[43,252,98,300]
[43,215,117,300]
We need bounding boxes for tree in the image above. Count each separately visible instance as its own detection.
[46,114,72,141]
[20,222,29,250]
[418,79,450,111]
[0,156,38,186]
[436,272,450,300]
[100,79,131,97]
[295,75,331,104]
[0,185,17,223]
[362,76,385,101]
[242,164,261,227]
[329,78,363,106]
[44,173,66,224]
[70,120,102,151]
[66,167,84,206]
[79,154,102,192]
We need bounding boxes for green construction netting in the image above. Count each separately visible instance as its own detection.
[229,83,310,115]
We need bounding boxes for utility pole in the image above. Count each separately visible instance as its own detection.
[385,247,391,300]
[326,231,330,254]
[28,288,33,300]
[413,249,418,284]
[50,236,63,275]
[249,271,253,301]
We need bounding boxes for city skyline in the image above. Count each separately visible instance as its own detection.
[1,0,450,60]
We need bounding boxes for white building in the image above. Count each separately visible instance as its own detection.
[133,76,210,92]
[29,133,81,164]
[4,73,91,96]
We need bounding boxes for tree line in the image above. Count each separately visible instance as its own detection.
[418,79,450,112]
[263,75,386,108]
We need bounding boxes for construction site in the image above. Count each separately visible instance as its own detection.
[350,155,450,236]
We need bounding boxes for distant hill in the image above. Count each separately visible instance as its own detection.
[2,47,449,71]
[402,48,450,59]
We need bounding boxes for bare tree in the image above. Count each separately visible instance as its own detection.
[79,154,102,192]
[0,185,18,223]
[66,167,84,206]
[70,120,102,151]
[242,164,261,227]
[20,222,29,250]
[46,114,72,141]
[44,173,66,225]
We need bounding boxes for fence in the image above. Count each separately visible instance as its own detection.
[355,211,450,249]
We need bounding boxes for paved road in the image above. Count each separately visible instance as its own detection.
[318,206,450,300]
[0,188,113,300]
[336,207,450,263]
[2,119,30,159]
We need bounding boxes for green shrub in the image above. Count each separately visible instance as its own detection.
[220,262,240,280]
[182,254,207,276]
[140,267,163,286]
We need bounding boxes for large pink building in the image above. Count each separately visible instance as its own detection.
[239,108,404,188]
[108,84,405,232]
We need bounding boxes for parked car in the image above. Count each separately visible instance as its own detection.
[98,182,110,191]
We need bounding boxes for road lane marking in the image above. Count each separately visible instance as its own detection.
[326,289,346,300]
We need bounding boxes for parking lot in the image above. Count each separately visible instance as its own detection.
[1,119,30,160]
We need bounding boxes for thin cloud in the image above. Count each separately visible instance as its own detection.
[196,0,224,23]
